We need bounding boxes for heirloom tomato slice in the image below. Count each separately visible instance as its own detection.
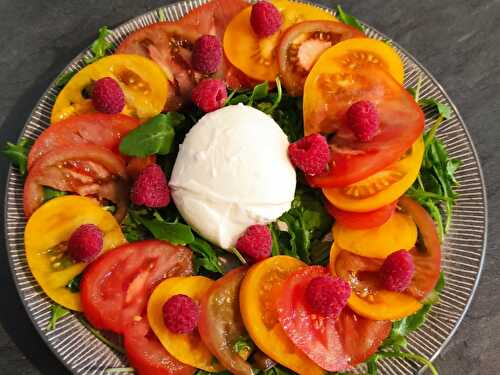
[24,195,125,311]
[148,276,223,372]
[24,145,129,221]
[240,256,324,375]
[224,0,336,82]
[80,240,193,334]
[325,200,397,230]
[51,54,168,122]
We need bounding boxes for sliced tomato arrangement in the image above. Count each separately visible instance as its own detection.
[198,267,254,375]
[51,54,168,122]
[117,0,251,111]
[278,20,364,96]
[277,266,391,371]
[28,113,140,169]
[24,195,125,311]
[80,240,193,333]
[224,0,336,82]
[148,276,222,372]
[24,145,129,221]
[326,200,397,229]
[240,256,324,375]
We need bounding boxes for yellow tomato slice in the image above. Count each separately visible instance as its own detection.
[332,211,417,259]
[240,256,324,375]
[147,276,223,372]
[52,54,168,123]
[324,137,424,212]
[303,38,405,135]
[329,243,422,320]
[223,0,336,82]
[24,196,126,311]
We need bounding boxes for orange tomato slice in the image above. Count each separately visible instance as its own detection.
[323,137,424,212]
[24,196,126,311]
[223,0,336,82]
[332,211,418,259]
[52,54,168,123]
[329,243,422,321]
[240,256,324,375]
[147,276,223,372]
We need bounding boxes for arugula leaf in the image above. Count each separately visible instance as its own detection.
[119,113,185,157]
[309,240,333,266]
[121,213,148,242]
[66,273,83,293]
[132,211,195,245]
[78,316,125,353]
[189,236,224,274]
[43,187,67,202]
[232,335,255,356]
[419,98,452,119]
[55,70,78,88]
[83,26,114,65]
[158,8,167,22]
[1,137,33,175]
[248,81,269,106]
[47,304,70,330]
[336,5,364,32]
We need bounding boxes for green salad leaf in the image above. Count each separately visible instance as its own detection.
[78,316,125,354]
[83,26,114,65]
[43,187,67,202]
[1,137,33,176]
[190,236,224,275]
[47,304,70,330]
[336,5,364,32]
[66,273,83,293]
[121,213,148,242]
[131,210,195,245]
[232,335,255,356]
[120,113,185,157]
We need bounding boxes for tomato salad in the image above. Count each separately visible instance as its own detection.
[2,1,462,375]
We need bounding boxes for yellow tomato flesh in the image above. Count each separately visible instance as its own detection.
[329,243,422,320]
[324,137,424,212]
[223,0,336,82]
[333,211,417,259]
[24,196,126,311]
[52,54,168,123]
[240,256,324,375]
[303,38,405,135]
[147,276,223,372]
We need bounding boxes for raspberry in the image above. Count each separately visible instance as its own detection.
[92,77,125,114]
[288,134,330,176]
[68,224,104,263]
[380,250,415,292]
[305,275,351,317]
[192,35,223,74]
[163,294,200,334]
[131,164,170,208]
[235,224,272,261]
[346,100,380,142]
[250,1,282,38]
[191,79,227,112]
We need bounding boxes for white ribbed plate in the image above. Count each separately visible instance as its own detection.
[4,1,487,374]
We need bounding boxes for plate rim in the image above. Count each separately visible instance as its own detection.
[3,0,488,374]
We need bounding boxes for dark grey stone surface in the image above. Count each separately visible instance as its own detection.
[0,0,498,374]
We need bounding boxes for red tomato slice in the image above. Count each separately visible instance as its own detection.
[28,113,140,169]
[326,200,397,229]
[124,319,195,375]
[24,145,129,221]
[307,67,424,188]
[80,240,193,333]
[277,266,390,371]
[399,196,442,299]
[117,0,251,111]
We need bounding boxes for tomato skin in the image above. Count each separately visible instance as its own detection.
[24,145,129,221]
[28,113,140,170]
[80,240,193,334]
[199,267,253,375]
[124,319,195,375]
[399,196,442,299]
[278,20,364,96]
[326,200,397,229]
[305,64,424,188]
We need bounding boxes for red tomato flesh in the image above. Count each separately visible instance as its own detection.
[326,200,397,229]
[80,240,193,334]
[28,113,140,170]
[277,266,390,371]
[307,67,424,188]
